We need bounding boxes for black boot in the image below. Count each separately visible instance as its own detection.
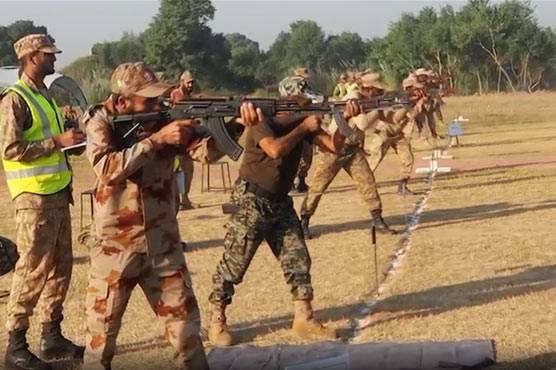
[397,178,416,196]
[371,210,397,235]
[5,329,52,370]
[300,216,312,239]
[179,194,199,210]
[296,176,309,193]
[39,320,84,361]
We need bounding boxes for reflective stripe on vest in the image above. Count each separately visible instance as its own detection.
[2,80,71,199]
[4,162,69,180]
[8,84,53,138]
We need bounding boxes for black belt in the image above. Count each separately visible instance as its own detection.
[241,180,289,201]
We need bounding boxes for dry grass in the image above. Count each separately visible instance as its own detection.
[0,92,555,369]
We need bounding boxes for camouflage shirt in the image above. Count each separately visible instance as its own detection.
[85,104,183,255]
[84,102,225,255]
[0,73,71,209]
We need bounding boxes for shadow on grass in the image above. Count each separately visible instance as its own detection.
[440,160,556,179]
[115,301,367,356]
[434,173,556,192]
[114,263,556,357]
[360,264,556,329]
[417,199,556,230]
[116,264,556,356]
[492,352,556,370]
[455,135,556,149]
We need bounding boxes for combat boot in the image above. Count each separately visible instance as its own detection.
[292,300,337,340]
[208,303,233,346]
[397,178,416,196]
[177,337,209,370]
[371,210,397,235]
[300,216,312,239]
[296,176,309,193]
[179,194,199,210]
[5,329,52,370]
[39,320,84,361]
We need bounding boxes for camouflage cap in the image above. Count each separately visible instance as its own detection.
[402,76,424,89]
[110,62,173,98]
[14,34,61,60]
[180,70,195,83]
[293,67,310,79]
[359,72,385,90]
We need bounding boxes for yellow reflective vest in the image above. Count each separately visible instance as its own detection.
[2,80,71,199]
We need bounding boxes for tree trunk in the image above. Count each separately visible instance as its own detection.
[476,70,483,95]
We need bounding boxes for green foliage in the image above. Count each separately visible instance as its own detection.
[142,0,231,88]
[225,33,262,92]
[62,56,110,103]
[0,20,50,66]
[9,0,556,96]
[91,33,145,69]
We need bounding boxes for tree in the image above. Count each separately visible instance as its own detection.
[142,0,232,89]
[324,32,366,71]
[91,33,145,69]
[225,33,262,92]
[284,20,326,70]
[0,20,50,66]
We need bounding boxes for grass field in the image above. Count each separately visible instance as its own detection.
[0,92,555,369]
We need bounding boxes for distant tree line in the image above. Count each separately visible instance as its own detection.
[2,0,555,99]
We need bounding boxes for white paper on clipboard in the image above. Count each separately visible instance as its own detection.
[60,141,86,152]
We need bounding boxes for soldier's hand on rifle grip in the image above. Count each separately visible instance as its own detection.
[343,99,361,120]
[150,119,195,148]
[302,115,322,133]
[236,102,264,127]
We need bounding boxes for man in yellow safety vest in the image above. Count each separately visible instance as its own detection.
[0,34,85,370]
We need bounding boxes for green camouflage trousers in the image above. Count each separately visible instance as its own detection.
[84,245,203,369]
[367,134,414,180]
[300,148,382,218]
[6,205,73,331]
[209,179,313,305]
[296,141,314,179]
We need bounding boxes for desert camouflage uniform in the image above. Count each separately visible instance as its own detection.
[209,179,313,305]
[300,98,383,219]
[0,73,74,332]
[83,105,204,369]
[367,108,416,180]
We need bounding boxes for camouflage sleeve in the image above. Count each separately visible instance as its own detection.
[85,110,157,185]
[0,92,57,162]
[188,137,224,164]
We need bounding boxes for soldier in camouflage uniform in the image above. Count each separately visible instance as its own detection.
[367,75,427,196]
[207,99,361,347]
[411,68,443,139]
[171,71,199,210]
[83,62,255,370]
[83,62,255,369]
[0,34,85,370]
[278,67,322,193]
[299,73,396,239]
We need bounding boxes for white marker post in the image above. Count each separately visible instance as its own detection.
[416,116,468,175]
[416,148,452,174]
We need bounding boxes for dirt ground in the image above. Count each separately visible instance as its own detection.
[0,92,555,369]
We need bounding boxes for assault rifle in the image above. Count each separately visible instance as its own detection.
[111,96,412,161]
